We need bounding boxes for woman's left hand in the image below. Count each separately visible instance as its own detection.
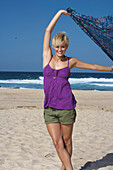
[110,66,113,72]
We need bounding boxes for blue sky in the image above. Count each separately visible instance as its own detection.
[0,0,113,72]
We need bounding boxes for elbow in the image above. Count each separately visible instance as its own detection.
[45,28,52,33]
[92,64,97,70]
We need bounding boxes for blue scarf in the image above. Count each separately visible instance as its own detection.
[67,8,113,61]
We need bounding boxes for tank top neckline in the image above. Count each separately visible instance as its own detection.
[48,64,69,71]
[44,56,70,71]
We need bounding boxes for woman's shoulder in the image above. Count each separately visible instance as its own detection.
[68,56,78,69]
[68,56,78,62]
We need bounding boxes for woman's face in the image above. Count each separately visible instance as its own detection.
[54,42,67,57]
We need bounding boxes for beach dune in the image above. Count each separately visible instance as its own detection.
[0,89,113,170]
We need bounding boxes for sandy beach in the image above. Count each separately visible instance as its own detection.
[0,88,113,170]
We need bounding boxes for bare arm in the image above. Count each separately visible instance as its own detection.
[70,57,113,72]
[43,10,70,61]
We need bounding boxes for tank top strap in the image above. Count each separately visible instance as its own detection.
[49,56,53,64]
[68,57,69,67]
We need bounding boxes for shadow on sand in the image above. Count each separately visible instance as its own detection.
[80,153,113,170]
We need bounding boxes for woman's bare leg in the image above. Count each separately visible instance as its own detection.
[46,123,73,170]
[61,123,74,170]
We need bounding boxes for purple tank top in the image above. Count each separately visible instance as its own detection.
[43,57,77,110]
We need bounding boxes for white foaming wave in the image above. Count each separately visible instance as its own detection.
[0,77,43,84]
[0,77,113,86]
[39,76,43,80]
[91,83,113,87]
[69,78,113,84]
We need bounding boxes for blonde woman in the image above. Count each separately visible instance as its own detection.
[43,10,113,170]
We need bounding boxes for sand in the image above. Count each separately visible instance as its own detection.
[0,88,113,170]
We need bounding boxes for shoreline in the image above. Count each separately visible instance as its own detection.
[0,88,113,111]
[1,87,113,91]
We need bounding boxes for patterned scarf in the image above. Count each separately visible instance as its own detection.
[67,8,113,61]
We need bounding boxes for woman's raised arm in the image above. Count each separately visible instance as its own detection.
[43,10,70,60]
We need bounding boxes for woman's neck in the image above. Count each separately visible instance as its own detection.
[54,54,66,62]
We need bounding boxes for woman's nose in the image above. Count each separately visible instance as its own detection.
[58,47,62,51]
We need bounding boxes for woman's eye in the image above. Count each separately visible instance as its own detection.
[55,45,65,48]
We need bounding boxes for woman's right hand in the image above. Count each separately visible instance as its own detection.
[60,10,71,16]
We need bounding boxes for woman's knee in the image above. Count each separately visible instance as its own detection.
[52,138,64,150]
[63,137,72,147]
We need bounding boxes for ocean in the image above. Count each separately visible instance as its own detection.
[0,71,113,91]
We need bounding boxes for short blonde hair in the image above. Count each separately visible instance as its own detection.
[52,32,69,48]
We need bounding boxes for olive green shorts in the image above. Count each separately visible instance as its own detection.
[43,106,76,124]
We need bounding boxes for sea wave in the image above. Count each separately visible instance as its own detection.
[91,83,113,87]
[69,78,113,84]
[0,79,43,84]
[0,77,113,85]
